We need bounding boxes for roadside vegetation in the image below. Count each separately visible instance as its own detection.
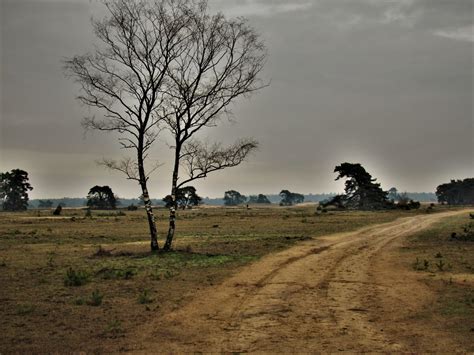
[401,213,474,350]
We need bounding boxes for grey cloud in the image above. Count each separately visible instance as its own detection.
[1,0,472,198]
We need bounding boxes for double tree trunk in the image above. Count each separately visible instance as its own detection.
[138,147,159,251]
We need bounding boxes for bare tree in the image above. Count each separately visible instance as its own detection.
[64,0,193,251]
[161,3,267,250]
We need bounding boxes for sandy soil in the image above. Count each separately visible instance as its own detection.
[133,210,470,352]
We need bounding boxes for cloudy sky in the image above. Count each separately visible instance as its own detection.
[1,0,473,199]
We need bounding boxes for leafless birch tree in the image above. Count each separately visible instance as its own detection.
[161,4,267,250]
[65,0,193,251]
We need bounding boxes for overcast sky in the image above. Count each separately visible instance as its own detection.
[1,0,473,199]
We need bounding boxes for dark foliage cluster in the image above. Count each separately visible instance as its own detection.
[248,194,271,204]
[436,178,474,205]
[321,163,391,210]
[223,190,247,206]
[321,163,422,211]
[279,190,304,206]
[163,186,202,209]
[0,169,33,211]
[86,185,118,210]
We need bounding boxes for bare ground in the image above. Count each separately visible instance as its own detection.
[133,210,472,353]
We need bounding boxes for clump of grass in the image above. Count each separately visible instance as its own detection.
[64,268,89,286]
[436,259,445,271]
[138,289,153,304]
[104,319,124,338]
[451,223,474,242]
[16,304,35,315]
[87,289,103,306]
[413,258,430,271]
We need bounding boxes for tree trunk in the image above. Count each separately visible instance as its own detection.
[137,146,159,251]
[141,184,159,251]
[164,147,180,251]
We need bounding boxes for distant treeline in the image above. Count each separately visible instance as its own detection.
[28,198,164,209]
[28,192,436,209]
[202,192,437,205]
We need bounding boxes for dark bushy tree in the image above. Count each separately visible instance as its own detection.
[86,186,117,210]
[53,204,62,216]
[322,163,390,210]
[279,190,304,206]
[224,190,247,206]
[436,178,474,205]
[0,169,33,211]
[163,186,202,209]
[248,194,271,204]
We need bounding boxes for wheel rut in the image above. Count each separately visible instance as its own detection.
[134,210,469,353]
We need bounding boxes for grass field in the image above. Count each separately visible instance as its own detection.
[0,204,469,352]
[399,212,474,346]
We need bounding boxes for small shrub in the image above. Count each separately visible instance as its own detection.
[435,252,443,258]
[64,268,89,286]
[138,289,153,304]
[87,289,103,306]
[436,259,445,271]
[104,319,124,338]
[413,258,430,271]
[52,205,62,216]
[423,259,430,270]
[85,208,92,218]
[451,224,474,242]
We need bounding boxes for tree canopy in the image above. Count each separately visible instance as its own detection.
[0,169,33,211]
[224,190,247,206]
[163,186,202,209]
[322,163,390,210]
[436,178,474,205]
[279,190,304,206]
[86,185,118,210]
[248,194,271,204]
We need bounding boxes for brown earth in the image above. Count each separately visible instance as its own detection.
[133,210,472,353]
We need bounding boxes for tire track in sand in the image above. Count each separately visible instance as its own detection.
[136,210,469,353]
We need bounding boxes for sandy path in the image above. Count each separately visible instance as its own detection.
[135,210,469,353]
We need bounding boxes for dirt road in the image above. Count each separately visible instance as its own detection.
[136,210,469,352]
